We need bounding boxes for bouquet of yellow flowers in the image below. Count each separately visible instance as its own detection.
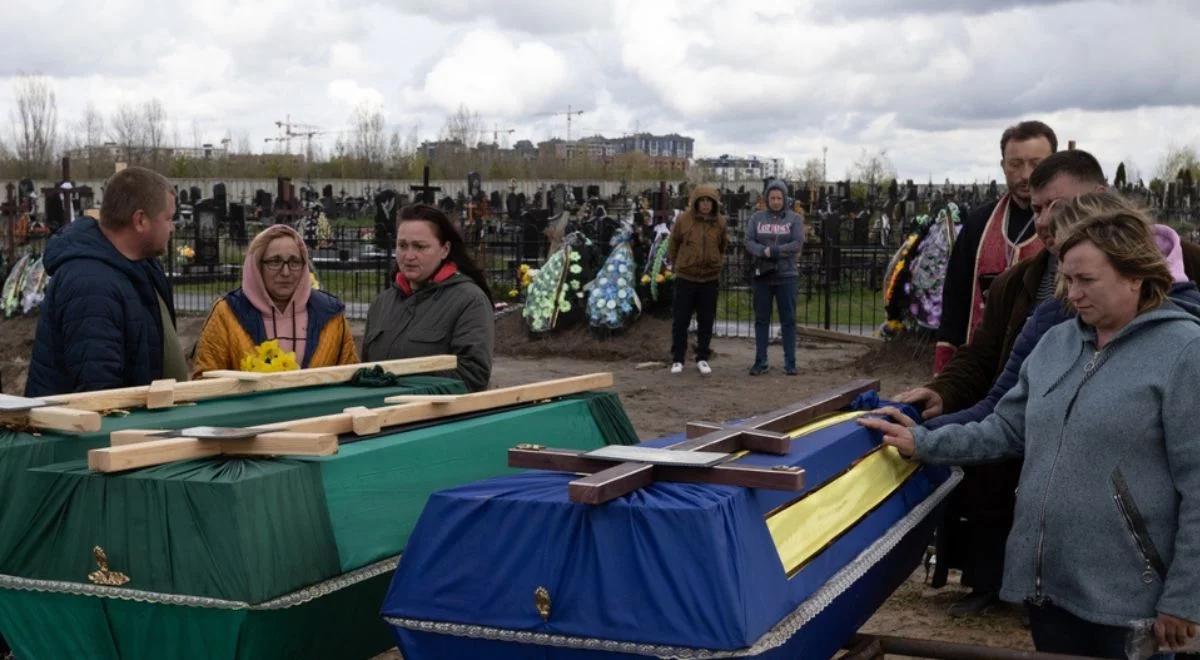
[239,339,299,372]
[176,245,195,264]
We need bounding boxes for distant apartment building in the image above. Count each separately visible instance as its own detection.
[66,142,230,163]
[695,154,785,180]
[535,132,694,168]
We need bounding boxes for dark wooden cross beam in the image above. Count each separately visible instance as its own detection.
[509,378,879,505]
[410,165,441,205]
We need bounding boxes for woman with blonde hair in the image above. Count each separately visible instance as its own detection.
[862,205,1200,655]
[192,224,357,377]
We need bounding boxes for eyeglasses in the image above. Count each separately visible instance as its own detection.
[261,257,306,272]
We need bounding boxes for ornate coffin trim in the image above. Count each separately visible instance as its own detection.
[385,467,963,659]
[0,554,400,612]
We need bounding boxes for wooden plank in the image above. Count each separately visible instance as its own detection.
[88,438,221,472]
[110,429,169,446]
[47,378,242,412]
[18,406,103,433]
[568,462,654,505]
[201,355,458,391]
[511,448,805,499]
[380,373,613,427]
[741,379,879,434]
[201,370,265,381]
[344,407,381,436]
[670,429,791,455]
[654,464,804,491]
[383,395,460,404]
[221,432,337,456]
[146,379,177,409]
[48,356,458,413]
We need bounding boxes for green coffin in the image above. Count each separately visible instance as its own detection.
[0,390,636,660]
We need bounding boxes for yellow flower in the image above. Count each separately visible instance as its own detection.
[508,289,519,298]
[640,274,650,284]
[239,339,300,373]
[309,271,321,290]
[655,274,665,283]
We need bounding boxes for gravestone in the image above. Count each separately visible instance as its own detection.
[467,172,482,201]
[489,190,502,211]
[228,202,248,245]
[212,182,227,217]
[586,184,601,200]
[571,186,585,205]
[374,189,400,249]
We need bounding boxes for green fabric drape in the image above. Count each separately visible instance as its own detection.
[0,572,395,660]
[0,385,639,659]
[568,391,640,445]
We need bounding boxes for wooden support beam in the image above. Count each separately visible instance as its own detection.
[518,379,878,504]
[95,373,617,472]
[0,406,104,433]
[382,395,460,404]
[510,447,805,495]
[344,407,381,436]
[568,462,654,505]
[46,356,458,412]
[110,429,169,446]
[146,379,177,410]
[89,437,222,472]
[89,432,337,472]
[200,355,457,392]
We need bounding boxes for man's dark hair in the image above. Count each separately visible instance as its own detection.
[1030,149,1106,190]
[1000,120,1058,156]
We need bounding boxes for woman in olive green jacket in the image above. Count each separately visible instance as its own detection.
[363,204,494,391]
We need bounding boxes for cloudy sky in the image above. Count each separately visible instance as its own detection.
[5,0,1199,182]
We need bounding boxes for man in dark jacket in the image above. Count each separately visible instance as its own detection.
[745,179,805,375]
[898,150,1200,616]
[26,167,184,397]
[934,121,1056,373]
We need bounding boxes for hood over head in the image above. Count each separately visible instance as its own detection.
[241,224,312,316]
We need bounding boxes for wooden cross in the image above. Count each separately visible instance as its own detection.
[88,373,615,472]
[409,165,441,205]
[508,379,879,505]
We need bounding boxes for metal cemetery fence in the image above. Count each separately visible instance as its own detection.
[160,222,888,337]
[3,218,890,338]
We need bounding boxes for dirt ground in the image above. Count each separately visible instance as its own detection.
[0,311,1032,655]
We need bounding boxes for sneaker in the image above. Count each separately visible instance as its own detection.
[697,360,712,375]
[670,362,683,374]
[947,589,999,618]
[749,364,769,376]
[785,366,798,376]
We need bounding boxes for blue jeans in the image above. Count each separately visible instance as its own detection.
[752,278,796,369]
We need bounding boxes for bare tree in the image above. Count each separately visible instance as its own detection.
[350,103,386,175]
[799,157,824,184]
[1156,145,1200,182]
[440,104,482,149]
[849,148,896,191]
[110,103,144,164]
[10,74,58,176]
[143,99,167,167]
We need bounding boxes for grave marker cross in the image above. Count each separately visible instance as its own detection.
[508,378,880,504]
[409,165,442,205]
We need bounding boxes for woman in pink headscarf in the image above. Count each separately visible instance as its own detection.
[192,224,357,377]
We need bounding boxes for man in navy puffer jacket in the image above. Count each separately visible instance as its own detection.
[26,167,184,397]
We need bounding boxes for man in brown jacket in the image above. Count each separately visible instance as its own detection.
[667,184,728,375]
[897,149,1200,616]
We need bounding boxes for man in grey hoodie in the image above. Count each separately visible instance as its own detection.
[745,179,805,375]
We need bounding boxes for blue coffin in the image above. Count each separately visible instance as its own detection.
[382,397,961,659]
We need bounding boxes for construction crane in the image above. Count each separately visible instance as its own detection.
[491,125,516,146]
[269,115,322,154]
[534,105,586,142]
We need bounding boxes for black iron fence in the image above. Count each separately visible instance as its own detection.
[2,218,893,337]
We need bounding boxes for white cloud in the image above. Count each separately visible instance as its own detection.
[414,29,569,117]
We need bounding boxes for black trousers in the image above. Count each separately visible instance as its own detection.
[671,279,719,363]
[1026,601,1173,659]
